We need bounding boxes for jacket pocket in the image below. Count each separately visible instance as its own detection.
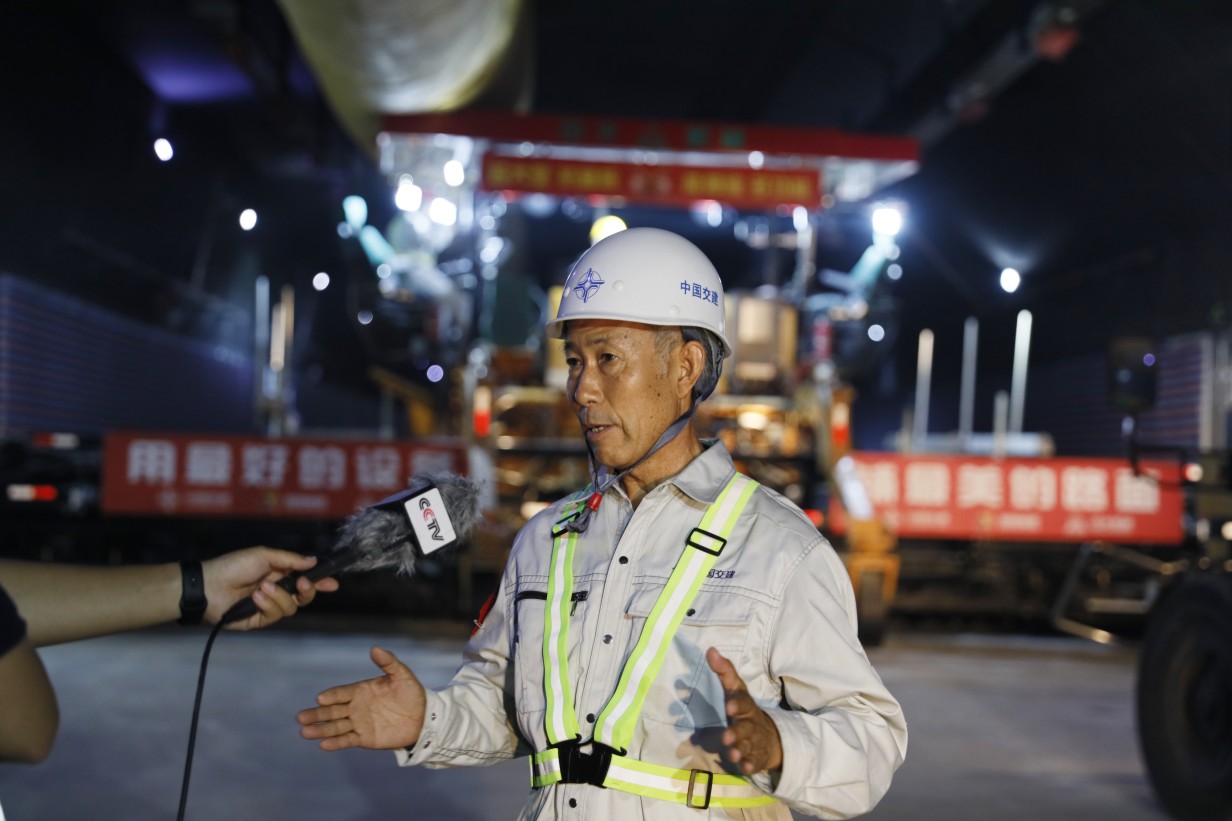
[513,587,588,718]
[624,583,753,729]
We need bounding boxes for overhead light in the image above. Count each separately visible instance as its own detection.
[868,324,886,342]
[590,214,626,244]
[239,209,258,231]
[443,159,465,186]
[426,364,444,383]
[1000,267,1021,293]
[395,177,423,212]
[428,197,457,226]
[748,151,765,169]
[357,310,374,326]
[153,138,174,162]
[871,205,903,237]
[312,272,330,291]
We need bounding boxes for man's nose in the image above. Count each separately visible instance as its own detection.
[569,364,600,406]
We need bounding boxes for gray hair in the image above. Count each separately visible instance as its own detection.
[680,327,725,402]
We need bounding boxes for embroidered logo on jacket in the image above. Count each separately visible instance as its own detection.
[706,569,735,579]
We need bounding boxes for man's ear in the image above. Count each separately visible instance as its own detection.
[678,338,707,401]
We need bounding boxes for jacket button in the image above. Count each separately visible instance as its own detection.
[603,634,612,644]
[618,556,628,564]
[686,608,696,617]
[586,713,595,722]
[569,798,578,808]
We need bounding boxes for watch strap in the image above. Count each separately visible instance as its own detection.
[177,560,208,625]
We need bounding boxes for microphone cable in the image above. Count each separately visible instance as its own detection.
[176,619,225,821]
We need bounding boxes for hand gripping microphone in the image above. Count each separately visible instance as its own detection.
[219,472,482,624]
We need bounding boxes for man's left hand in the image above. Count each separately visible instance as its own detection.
[706,647,783,775]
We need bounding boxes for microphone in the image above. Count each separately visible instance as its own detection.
[218,472,483,624]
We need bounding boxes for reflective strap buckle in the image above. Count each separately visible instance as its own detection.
[551,509,582,538]
[686,526,727,556]
[686,768,713,810]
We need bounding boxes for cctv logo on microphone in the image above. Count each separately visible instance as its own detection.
[405,487,456,555]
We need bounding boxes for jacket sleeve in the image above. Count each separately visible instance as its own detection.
[397,564,529,769]
[751,540,908,819]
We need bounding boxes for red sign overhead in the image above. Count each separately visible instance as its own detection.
[828,452,1185,545]
[483,155,822,209]
[101,432,467,519]
[382,111,920,163]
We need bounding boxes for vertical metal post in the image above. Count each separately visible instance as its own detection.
[913,329,934,450]
[993,390,1009,458]
[1009,309,1033,434]
[959,317,979,449]
[253,276,270,430]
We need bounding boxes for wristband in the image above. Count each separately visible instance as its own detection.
[177,560,208,626]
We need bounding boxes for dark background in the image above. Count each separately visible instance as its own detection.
[2,0,1229,449]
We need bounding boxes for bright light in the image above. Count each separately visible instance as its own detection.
[153,138,174,162]
[395,177,423,212]
[1222,521,1232,541]
[376,263,392,279]
[887,263,903,280]
[312,272,330,291]
[426,364,444,383]
[1184,462,1204,483]
[871,205,903,237]
[590,214,627,244]
[428,197,457,226]
[1143,353,1156,367]
[748,151,765,169]
[443,159,466,186]
[357,310,374,325]
[1000,267,1021,293]
[239,209,258,231]
[479,236,506,264]
[342,195,368,228]
[868,324,886,342]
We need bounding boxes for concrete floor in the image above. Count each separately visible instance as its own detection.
[0,621,1169,821]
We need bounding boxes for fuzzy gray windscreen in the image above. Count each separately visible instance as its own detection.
[332,472,482,577]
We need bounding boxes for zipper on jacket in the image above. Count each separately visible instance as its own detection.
[514,590,588,643]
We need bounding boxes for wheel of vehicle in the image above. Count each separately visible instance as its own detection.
[1136,573,1232,820]
[857,570,887,648]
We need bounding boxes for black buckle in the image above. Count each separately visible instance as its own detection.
[552,510,583,538]
[556,742,613,787]
[687,527,726,556]
[686,769,713,809]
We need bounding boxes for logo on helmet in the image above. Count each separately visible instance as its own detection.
[572,268,605,303]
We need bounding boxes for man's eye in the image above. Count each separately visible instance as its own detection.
[565,357,580,368]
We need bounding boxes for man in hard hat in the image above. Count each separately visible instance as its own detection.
[298,227,907,818]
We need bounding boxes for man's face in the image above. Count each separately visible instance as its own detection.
[564,319,687,472]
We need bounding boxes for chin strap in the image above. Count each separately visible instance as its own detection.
[562,407,696,535]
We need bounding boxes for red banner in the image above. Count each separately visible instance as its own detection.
[828,452,1185,545]
[384,111,920,163]
[482,155,822,209]
[101,432,467,519]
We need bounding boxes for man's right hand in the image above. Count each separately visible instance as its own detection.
[297,645,426,751]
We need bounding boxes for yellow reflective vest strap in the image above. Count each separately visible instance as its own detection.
[593,472,758,752]
[605,754,778,809]
[542,498,588,747]
[532,473,771,807]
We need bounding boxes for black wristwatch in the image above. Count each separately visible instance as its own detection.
[178,560,208,625]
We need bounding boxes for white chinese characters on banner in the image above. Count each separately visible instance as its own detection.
[185,442,232,486]
[127,440,177,485]
[840,453,1180,544]
[105,433,468,519]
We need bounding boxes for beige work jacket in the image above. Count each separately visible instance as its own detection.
[400,442,907,819]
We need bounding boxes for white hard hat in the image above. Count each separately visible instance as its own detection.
[545,227,731,358]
